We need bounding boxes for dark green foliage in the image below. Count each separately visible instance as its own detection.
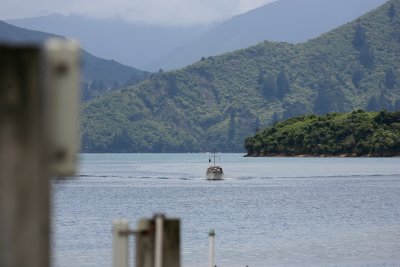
[352,24,367,50]
[245,110,400,156]
[228,111,236,140]
[276,70,290,98]
[283,101,310,119]
[352,68,364,88]
[262,74,278,98]
[81,0,400,152]
[351,24,375,67]
[366,93,394,111]
[313,78,345,114]
[254,116,260,133]
[385,67,397,89]
[359,41,375,67]
[379,92,394,110]
[395,98,400,109]
[388,3,397,19]
[271,112,280,125]
[366,96,380,111]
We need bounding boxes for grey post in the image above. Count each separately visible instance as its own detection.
[112,219,130,267]
[208,229,216,267]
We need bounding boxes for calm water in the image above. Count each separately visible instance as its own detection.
[52,154,400,267]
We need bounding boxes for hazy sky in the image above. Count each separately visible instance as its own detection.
[0,0,276,25]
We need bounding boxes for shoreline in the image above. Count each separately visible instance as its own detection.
[245,153,400,158]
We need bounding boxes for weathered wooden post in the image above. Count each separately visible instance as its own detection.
[135,214,180,267]
[0,40,80,267]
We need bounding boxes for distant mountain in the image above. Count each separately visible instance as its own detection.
[6,14,213,69]
[146,0,388,70]
[0,20,149,100]
[81,0,400,152]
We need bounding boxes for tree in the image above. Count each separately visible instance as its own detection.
[352,68,364,88]
[359,41,375,68]
[388,3,397,19]
[352,24,367,50]
[257,68,266,85]
[254,116,260,133]
[271,112,280,125]
[379,92,393,111]
[395,98,400,110]
[366,96,380,111]
[283,101,310,119]
[113,80,119,90]
[313,78,345,114]
[385,68,397,89]
[276,70,290,98]
[228,111,235,140]
[262,74,277,98]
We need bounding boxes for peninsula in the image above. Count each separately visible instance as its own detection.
[245,110,400,157]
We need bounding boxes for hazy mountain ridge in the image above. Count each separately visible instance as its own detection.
[146,0,388,70]
[80,0,399,152]
[0,20,150,100]
[6,14,214,70]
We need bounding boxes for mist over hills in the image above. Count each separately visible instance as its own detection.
[146,0,388,70]
[0,20,149,100]
[6,0,387,71]
[6,14,213,69]
[81,0,400,152]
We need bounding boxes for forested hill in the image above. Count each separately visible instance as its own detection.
[245,110,400,157]
[147,0,387,70]
[81,0,400,153]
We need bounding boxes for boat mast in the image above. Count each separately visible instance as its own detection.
[213,148,216,166]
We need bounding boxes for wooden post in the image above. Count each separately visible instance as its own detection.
[112,219,130,267]
[0,40,80,267]
[0,45,50,267]
[136,215,180,267]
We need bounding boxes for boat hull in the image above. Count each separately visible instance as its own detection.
[206,166,224,180]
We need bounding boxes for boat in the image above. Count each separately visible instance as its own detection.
[206,150,223,180]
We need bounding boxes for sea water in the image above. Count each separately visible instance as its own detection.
[52,154,400,267]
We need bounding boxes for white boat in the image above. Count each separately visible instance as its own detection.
[206,150,223,180]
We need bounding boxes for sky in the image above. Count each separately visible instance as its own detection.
[0,0,276,26]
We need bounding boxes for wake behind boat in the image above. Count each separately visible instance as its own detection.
[206,150,223,180]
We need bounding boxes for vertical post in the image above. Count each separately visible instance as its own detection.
[0,40,80,267]
[136,215,180,267]
[113,219,130,267]
[208,229,215,267]
[45,39,80,177]
[154,214,164,267]
[0,45,49,267]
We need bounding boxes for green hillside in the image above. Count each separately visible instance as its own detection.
[245,110,400,156]
[81,0,400,152]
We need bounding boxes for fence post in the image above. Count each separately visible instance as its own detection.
[208,229,215,267]
[113,219,130,267]
[136,215,180,267]
[0,40,80,267]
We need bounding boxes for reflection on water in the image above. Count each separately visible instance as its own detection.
[52,154,400,267]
